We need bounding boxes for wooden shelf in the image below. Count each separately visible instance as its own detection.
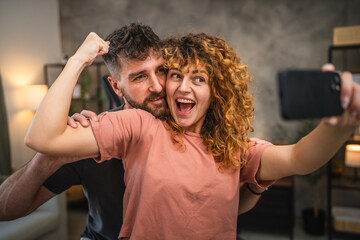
[44,61,110,114]
[327,44,360,240]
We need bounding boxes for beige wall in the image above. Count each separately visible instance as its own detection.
[0,0,62,170]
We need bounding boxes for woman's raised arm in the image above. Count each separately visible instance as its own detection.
[257,64,360,181]
[25,32,109,158]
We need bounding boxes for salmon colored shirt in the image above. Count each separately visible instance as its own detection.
[91,109,274,240]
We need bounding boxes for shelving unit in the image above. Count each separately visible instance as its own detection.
[44,61,109,114]
[327,44,360,240]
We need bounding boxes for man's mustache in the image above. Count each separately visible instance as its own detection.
[144,91,166,102]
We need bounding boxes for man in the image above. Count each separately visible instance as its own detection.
[0,23,265,240]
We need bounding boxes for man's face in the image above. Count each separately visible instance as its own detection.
[109,51,167,118]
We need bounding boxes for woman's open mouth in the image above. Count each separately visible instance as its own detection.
[176,98,195,114]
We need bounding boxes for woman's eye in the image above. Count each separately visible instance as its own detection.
[194,77,205,83]
[170,73,181,79]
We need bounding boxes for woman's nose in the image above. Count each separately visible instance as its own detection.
[178,79,191,93]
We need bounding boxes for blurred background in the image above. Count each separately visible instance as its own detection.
[0,0,360,239]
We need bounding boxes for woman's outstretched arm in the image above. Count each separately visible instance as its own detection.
[25,32,109,158]
[258,64,360,181]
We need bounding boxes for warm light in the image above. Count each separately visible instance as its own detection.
[345,144,360,168]
[22,85,48,110]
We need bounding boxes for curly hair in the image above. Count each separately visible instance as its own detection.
[103,23,161,79]
[162,33,254,170]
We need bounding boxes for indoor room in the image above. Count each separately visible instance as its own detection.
[0,0,360,239]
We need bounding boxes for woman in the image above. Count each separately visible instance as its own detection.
[25,32,360,239]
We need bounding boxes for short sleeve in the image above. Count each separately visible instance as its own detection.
[90,109,155,163]
[240,138,275,188]
[43,159,86,194]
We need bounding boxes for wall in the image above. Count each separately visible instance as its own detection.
[0,0,62,170]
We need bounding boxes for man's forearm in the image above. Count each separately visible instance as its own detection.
[0,153,62,220]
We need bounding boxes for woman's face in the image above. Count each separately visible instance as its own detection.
[166,64,211,133]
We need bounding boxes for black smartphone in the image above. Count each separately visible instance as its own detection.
[278,70,343,120]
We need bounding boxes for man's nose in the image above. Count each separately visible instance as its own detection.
[148,74,164,93]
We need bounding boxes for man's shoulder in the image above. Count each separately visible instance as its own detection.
[108,104,124,112]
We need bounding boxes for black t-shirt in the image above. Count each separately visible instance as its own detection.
[43,106,125,240]
[44,158,125,240]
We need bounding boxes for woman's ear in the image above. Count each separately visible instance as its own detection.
[108,76,123,97]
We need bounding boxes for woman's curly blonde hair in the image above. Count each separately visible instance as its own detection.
[162,33,254,170]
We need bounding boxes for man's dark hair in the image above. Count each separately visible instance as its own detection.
[103,23,161,79]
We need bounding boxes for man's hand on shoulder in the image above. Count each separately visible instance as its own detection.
[67,109,99,128]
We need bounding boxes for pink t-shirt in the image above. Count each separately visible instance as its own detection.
[91,109,273,240]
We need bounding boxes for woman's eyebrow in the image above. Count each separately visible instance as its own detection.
[192,70,207,74]
[169,67,182,72]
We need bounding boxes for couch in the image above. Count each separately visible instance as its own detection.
[0,193,67,240]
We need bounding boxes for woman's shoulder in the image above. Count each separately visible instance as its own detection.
[245,138,273,157]
[248,138,272,147]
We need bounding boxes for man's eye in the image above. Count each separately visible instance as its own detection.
[134,75,146,81]
[157,68,166,73]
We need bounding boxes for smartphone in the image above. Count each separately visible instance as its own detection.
[278,70,343,120]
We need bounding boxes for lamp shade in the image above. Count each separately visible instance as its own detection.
[345,144,360,168]
[22,85,48,110]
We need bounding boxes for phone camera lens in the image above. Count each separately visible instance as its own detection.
[331,83,336,91]
[330,83,340,92]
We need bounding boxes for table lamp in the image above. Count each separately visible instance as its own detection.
[345,144,360,181]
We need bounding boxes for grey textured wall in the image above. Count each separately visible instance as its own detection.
[59,0,359,139]
[58,0,360,216]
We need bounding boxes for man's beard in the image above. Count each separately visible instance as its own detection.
[122,90,166,119]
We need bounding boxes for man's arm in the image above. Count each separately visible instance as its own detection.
[0,153,63,220]
[238,183,266,214]
[0,112,94,221]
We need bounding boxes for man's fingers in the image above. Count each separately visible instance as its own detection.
[79,110,98,121]
[67,116,78,128]
[340,71,353,110]
[70,110,98,128]
[71,113,90,127]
